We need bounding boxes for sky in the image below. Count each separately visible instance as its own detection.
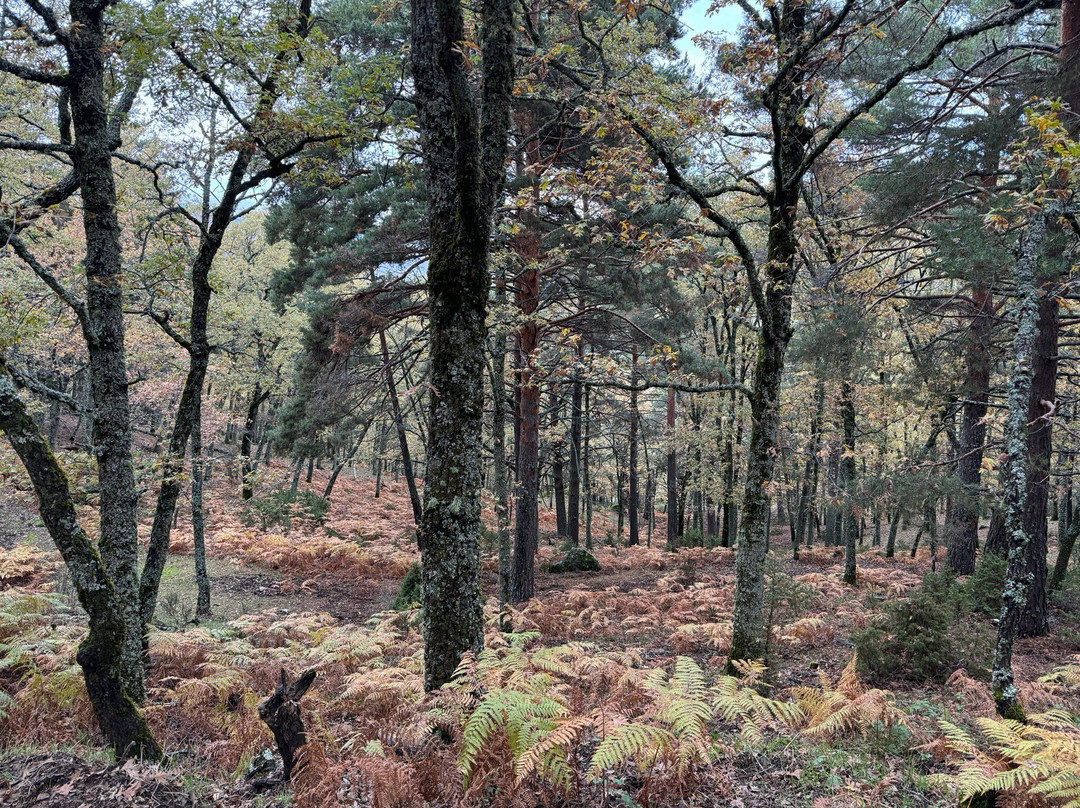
[675,0,743,70]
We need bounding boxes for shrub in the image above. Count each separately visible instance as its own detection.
[854,571,963,682]
[548,547,600,573]
[957,554,1006,616]
[241,489,329,531]
[391,563,423,611]
[677,528,704,548]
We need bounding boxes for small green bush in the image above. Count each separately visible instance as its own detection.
[677,528,704,548]
[241,489,329,530]
[548,547,601,573]
[391,563,423,611]
[854,571,961,682]
[958,554,1006,616]
[1052,566,1080,609]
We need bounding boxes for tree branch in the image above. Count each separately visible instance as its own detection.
[0,55,67,86]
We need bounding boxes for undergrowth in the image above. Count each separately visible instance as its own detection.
[1,533,1077,808]
[853,570,993,682]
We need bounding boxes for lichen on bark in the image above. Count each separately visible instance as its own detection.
[991,204,1055,721]
[410,0,513,689]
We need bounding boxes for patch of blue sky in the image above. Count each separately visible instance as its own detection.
[676,0,744,72]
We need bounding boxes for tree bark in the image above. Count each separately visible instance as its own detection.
[550,392,567,538]
[1050,504,1079,591]
[992,205,1054,721]
[510,266,541,601]
[566,343,584,546]
[946,288,992,575]
[729,185,806,665]
[583,385,593,550]
[0,360,160,759]
[628,348,640,546]
[841,381,858,586]
[489,280,512,623]
[1018,293,1057,637]
[191,393,211,617]
[795,380,825,557]
[62,0,147,704]
[411,0,513,689]
[666,386,677,550]
[240,383,270,501]
[323,428,367,500]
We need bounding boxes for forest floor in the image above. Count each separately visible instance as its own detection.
[1,459,1079,808]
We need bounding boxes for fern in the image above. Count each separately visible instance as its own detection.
[792,653,906,739]
[458,675,570,783]
[589,723,681,774]
[938,711,1080,807]
[1041,655,1080,690]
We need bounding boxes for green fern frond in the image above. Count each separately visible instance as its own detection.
[941,709,1080,807]
[939,720,979,755]
[588,722,677,775]
[459,683,570,782]
[513,714,592,783]
[671,656,708,701]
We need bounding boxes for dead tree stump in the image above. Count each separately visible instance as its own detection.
[257,668,317,782]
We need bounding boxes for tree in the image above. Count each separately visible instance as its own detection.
[989,104,1078,720]
[0,0,160,758]
[613,0,1050,665]
[137,0,350,622]
[410,0,514,689]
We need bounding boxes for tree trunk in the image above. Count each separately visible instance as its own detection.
[583,386,593,550]
[0,359,160,760]
[666,386,677,550]
[945,288,993,575]
[60,0,147,705]
[566,347,584,546]
[381,329,423,525]
[628,350,640,546]
[139,24,306,630]
[729,186,805,665]
[795,380,825,557]
[824,441,841,547]
[992,204,1054,721]
[550,392,567,538]
[511,266,541,602]
[323,428,368,500]
[291,455,304,493]
[241,383,270,501]
[885,506,901,558]
[1050,503,1079,591]
[489,282,512,623]
[191,394,211,618]
[1018,293,1057,637]
[567,356,583,545]
[985,508,1007,557]
[841,381,858,586]
[411,0,513,690]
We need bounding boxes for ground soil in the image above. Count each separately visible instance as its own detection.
[0,754,196,808]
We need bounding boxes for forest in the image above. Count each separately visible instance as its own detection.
[0,0,1079,805]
